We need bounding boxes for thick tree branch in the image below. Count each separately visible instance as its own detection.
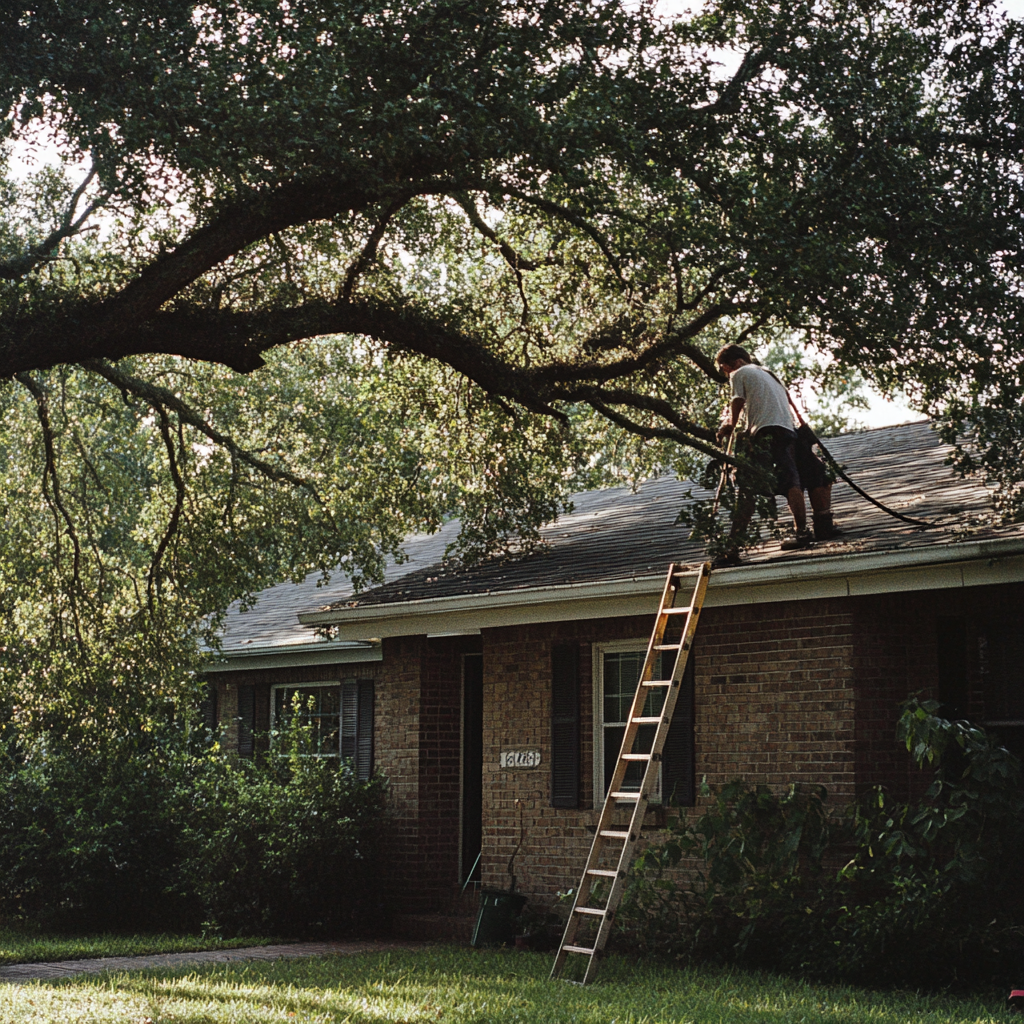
[501,186,628,289]
[454,192,547,273]
[341,197,407,301]
[584,396,732,463]
[693,44,779,117]
[567,386,719,444]
[535,306,736,385]
[95,172,463,339]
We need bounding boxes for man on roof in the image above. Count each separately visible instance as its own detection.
[713,344,841,568]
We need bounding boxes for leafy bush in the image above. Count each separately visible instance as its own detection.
[0,724,388,936]
[619,699,1024,989]
[618,779,833,966]
[176,748,388,936]
[0,729,197,931]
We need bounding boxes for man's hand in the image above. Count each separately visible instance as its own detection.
[716,422,734,443]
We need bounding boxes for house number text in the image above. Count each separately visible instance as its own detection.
[500,748,541,769]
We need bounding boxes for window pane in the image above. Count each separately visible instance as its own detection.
[274,685,342,755]
[603,651,666,725]
[604,651,643,724]
[602,650,667,799]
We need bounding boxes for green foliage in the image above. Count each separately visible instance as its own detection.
[620,780,832,963]
[0,345,587,741]
[0,729,195,931]
[0,722,388,937]
[619,700,1024,989]
[2,0,1022,739]
[177,744,388,937]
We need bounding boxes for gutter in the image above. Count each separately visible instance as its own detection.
[297,535,1024,641]
[203,639,381,672]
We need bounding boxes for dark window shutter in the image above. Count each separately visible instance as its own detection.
[237,684,256,758]
[551,643,580,809]
[662,649,696,807]
[199,682,218,733]
[356,679,375,781]
[340,681,357,762]
[937,616,968,720]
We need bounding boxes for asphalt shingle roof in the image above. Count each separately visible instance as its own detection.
[219,420,1017,649]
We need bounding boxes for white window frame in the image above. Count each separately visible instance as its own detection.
[592,640,663,803]
[270,679,349,758]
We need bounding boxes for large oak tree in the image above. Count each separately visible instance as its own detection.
[1,0,1021,732]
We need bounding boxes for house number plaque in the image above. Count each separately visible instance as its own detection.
[499,747,542,769]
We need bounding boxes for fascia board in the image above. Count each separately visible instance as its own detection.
[296,536,1024,642]
[204,642,382,672]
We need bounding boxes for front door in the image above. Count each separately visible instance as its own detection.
[461,653,483,885]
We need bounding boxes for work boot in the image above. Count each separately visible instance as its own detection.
[812,512,843,541]
[780,529,813,551]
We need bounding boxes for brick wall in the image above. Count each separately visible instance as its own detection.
[477,600,861,901]
[208,580,1024,914]
[852,581,1024,799]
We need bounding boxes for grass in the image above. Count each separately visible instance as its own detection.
[0,925,273,965]
[0,945,1017,1023]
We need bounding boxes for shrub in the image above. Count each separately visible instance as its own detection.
[619,699,1024,989]
[0,730,197,931]
[175,749,388,936]
[0,723,388,936]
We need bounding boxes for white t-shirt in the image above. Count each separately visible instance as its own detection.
[730,364,797,435]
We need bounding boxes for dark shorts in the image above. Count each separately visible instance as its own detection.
[746,426,830,496]
[757,426,802,495]
[794,427,831,491]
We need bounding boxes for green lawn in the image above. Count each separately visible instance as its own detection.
[0,926,272,965]
[0,946,1015,1023]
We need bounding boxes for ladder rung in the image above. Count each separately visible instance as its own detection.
[574,906,606,916]
[653,644,681,651]
[642,680,672,687]
[609,791,643,801]
[599,830,631,839]
[632,716,662,724]
[587,868,619,877]
[662,606,692,615]
[563,945,596,955]
[621,753,651,761]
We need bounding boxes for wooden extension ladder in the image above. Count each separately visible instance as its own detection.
[550,561,712,985]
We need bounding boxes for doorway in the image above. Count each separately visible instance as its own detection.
[461,653,483,886]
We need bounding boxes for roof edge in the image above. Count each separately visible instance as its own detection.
[204,640,381,673]
[297,535,1024,634]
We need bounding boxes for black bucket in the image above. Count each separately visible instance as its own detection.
[470,889,527,947]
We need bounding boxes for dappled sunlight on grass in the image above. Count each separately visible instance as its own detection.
[0,946,1015,1023]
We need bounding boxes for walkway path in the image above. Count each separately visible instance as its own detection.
[0,939,427,984]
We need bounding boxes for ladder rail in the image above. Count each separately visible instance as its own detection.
[551,562,711,983]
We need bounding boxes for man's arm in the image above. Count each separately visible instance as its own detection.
[717,396,746,440]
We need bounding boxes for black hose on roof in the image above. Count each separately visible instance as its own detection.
[809,428,936,529]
